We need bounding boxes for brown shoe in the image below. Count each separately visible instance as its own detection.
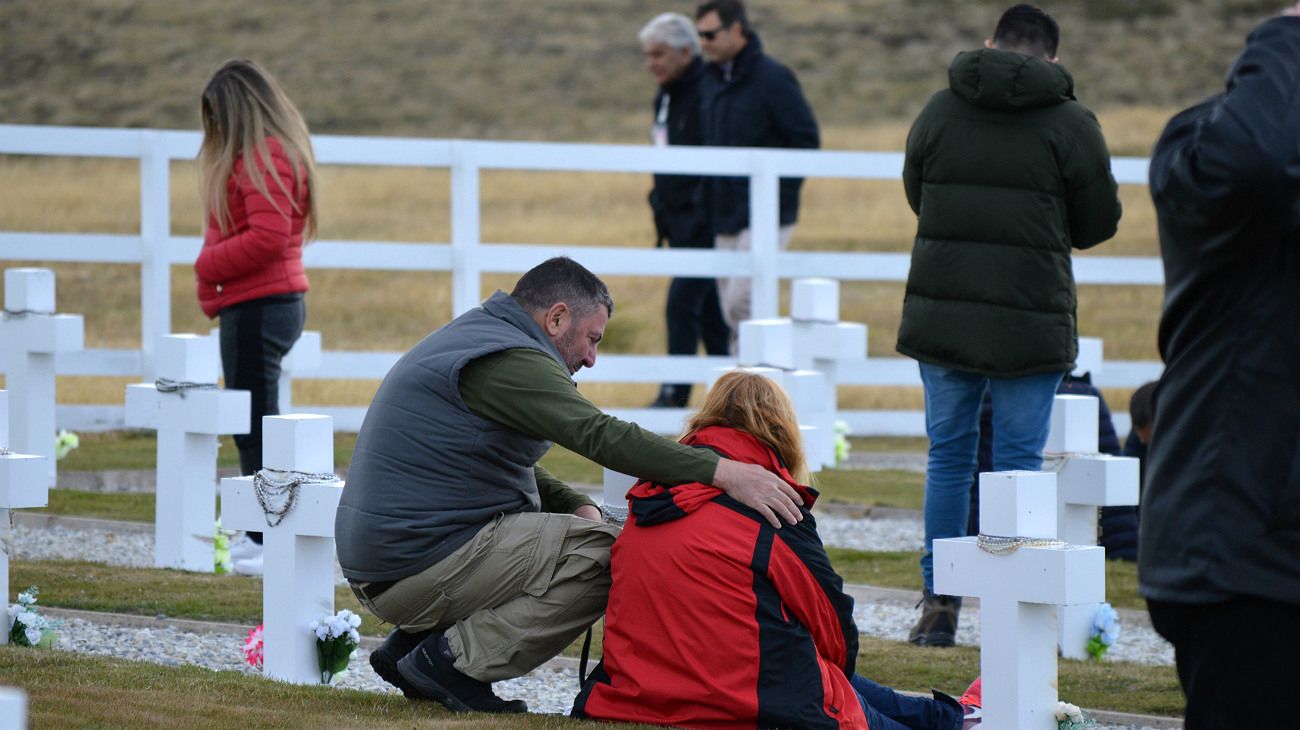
[908,591,962,647]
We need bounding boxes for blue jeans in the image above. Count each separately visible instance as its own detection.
[918,362,1064,591]
[853,674,962,730]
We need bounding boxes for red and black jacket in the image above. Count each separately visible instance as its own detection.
[572,426,866,729]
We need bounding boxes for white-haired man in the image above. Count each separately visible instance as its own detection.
[640,12,730,409]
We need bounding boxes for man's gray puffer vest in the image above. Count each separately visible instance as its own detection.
[335,291,567,582]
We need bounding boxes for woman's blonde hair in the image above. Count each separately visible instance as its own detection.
[199,59,317,239]
[685,370,809,484]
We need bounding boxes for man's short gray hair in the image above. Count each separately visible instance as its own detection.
[638,13,700,55]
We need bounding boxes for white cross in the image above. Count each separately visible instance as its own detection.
[790,279,867,467]
[278,331,321,414]
[0,268,84,488]
[124,334,249,572]
[0,390,49,646]
[0,686,27,730]
[935,471,1105,730]
[601,467,637,524]
[221,414,343,685]
[1044,394,1140,659]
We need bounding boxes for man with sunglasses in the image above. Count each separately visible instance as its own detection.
[694,0,819,352]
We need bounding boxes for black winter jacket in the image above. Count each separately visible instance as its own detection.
[698,32,819,235]
[1140,17,1300,607]
[649,57,712,248]
[897,49,1121,377]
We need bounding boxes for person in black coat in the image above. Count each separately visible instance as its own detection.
[694,0,819,347]
[1140,7,1300,727]
[640,13,731,408]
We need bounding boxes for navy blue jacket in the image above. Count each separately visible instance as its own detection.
[698,32,820,235]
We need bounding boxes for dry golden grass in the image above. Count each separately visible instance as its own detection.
[2,109,1169,411]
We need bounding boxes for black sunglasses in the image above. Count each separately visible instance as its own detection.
[697,24,730,41]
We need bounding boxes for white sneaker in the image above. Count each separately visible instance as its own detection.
[228,535,262,561]
[234,554,263,576]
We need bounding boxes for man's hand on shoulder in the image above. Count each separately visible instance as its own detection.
[712,459,803,528]
[573,504,604,522]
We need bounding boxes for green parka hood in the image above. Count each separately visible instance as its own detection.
[948,48,1075,111]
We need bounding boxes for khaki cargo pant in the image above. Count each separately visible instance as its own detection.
[354,512,619,682]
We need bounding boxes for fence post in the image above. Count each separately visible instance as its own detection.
[748,154,781,320]
[139,131,172,381]
[450,142,482,317]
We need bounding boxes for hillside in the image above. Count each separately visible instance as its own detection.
[0,0,1282,144]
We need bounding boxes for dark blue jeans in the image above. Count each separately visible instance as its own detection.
[917,363,1064,591]
[218,293,306,478]
[852,674,962,730]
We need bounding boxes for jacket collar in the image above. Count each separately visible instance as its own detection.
[627,425,816,527]
[481,290,568,373]
[709,31,764,84]
[663,56,705,96]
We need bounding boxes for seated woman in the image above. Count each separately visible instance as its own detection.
[572,370,975,729]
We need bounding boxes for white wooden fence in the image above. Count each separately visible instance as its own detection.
[0,124,1162,435]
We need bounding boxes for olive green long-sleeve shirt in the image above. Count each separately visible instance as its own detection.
[459,347,719,514]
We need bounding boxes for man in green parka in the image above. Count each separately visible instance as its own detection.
[896,3,1122,647]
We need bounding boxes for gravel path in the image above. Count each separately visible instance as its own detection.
[6,517,1178,726]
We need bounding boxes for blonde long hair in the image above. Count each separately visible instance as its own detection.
[685,370,809,484]
[199,59,317,239]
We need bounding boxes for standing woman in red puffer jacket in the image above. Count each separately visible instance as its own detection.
[196,59,316,574]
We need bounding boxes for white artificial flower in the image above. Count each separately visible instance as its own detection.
[24,627,41,646]
[1055,701,1082,721]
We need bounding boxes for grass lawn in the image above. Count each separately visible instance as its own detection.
[3,559,1179,720]
[0,645,619,730]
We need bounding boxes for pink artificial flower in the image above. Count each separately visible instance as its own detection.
[243,623,264,670]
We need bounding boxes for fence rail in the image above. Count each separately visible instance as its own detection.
[1,124,1160,436]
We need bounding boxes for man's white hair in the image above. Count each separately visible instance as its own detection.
[638,12,700,55]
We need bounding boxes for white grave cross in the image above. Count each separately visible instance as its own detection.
[934,471,1105,730]
[221,414,343,685]
[125,334,249,571]
[0,268,84,488]
[1044,394,1140,659]
[0,390,49,646]
[278,331,321,414]
[601,468,637,524]
[789,279,867,467]
[736,319,828,472]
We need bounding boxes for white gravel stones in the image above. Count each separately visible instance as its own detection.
[851,600,1174,667]
[46,616,581,714]
[9,524,155,568]
[817,513,924,552]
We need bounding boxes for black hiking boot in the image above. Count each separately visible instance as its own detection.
[370,627,433,698]
[907,590,962,647]
[395,633,528,714]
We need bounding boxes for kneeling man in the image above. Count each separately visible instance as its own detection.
[336,257,802,713]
